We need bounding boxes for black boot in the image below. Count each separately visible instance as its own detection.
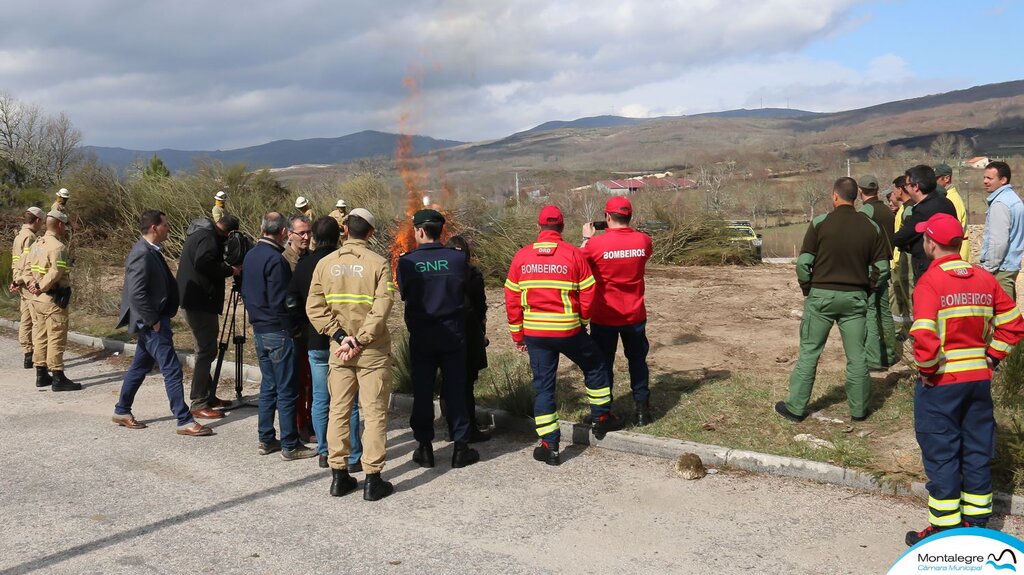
[533,440,560,466]
[412,442,434,468]
[329,468,358,497]
[592,412,626,438]
[451,442,480,468]
[363,473,394,501]
[23,352,33,369]
[635,400,653,426]
[51,370,81,392]
[35,367,52,388]
[468,426,492,443]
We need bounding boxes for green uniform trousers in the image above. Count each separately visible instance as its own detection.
[889,254,914,339]
[865,283,898,369]
[786,288,871,418]
[995,270,1018,301]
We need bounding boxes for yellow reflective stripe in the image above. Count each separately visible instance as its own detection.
[325,293,374,305]
[942,347,987,361]
[911,319,938,333]
[522,321,581,331]
[508,323,522,332]
[961,492,993,506]
[939,261,972,271]
[534,413,558,425]
[386,281,395,292]
[519,279,578,290]
[504,278,521,292]
[588,395,612,406]
[533,242,557,249]
[31,266,49,273]
[929,497,961,512]
[523,311,578,320]
[917,356,941,369]
[22,248,30,254]
[993,307,1022,326]
[962,505,993,516]
[929,511,962,527]
[990,339,1012,354]
[587,387,611,399]
[937,306,993,320]
[536,422,559,436]
[10,255,19,262]
[578,275,596,290]
[941,359,989,374]
[561,288,571,315]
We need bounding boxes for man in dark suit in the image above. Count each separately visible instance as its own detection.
[112,210,212,436]
[892,164,959,282]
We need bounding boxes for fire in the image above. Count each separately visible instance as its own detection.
[391,69,458,274]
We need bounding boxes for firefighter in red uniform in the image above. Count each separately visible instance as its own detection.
[581,196,655,425]
[505,205,625,466]
[905,213,1024,546]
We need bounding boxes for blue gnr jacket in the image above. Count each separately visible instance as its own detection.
[240,238,296,335]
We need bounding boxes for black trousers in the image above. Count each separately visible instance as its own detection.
[184,309,220,410]
[409,324,471,444]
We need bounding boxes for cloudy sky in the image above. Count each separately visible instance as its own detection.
[1,0,1021,150]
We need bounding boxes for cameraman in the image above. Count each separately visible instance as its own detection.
[581,196,654,425]
[178,214,241,419]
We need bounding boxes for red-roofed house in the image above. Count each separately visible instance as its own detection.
[595,177,696,195]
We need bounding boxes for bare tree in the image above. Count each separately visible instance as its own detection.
[697,163,730,214]
[868,143,891,162]
[44,112,82,183]
[800,177,832,221]
[930,133,956,162]
[954,135,973,167]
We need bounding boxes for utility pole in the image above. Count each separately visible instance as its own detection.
[847,158,851,177]
[515,172,520,207]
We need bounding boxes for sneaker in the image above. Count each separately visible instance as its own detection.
[258,440,281,455]
[533,440,560,466]
[905,525,949,546]
[281,444,318,461]
[592,413,625,438]
[774,401,806,423]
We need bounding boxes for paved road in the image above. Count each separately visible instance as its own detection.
[0,332,1021,575]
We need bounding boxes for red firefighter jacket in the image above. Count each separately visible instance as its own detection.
[504,230,596,342]
[910,254,1024,385]
[582,227,653,326]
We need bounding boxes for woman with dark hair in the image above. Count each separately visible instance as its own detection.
[446,235,491,442]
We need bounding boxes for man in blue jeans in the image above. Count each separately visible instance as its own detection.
[242,211,317,460]
[288,216,362,470]
[113,210,211,436]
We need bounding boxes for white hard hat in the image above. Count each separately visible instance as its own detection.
[57,188,70,199]
[295,196,309,209]
[214,190,227,201]
[336,199,347,208]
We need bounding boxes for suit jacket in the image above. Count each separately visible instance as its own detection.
[117,238,180,334]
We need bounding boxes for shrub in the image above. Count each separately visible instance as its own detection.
[995,344,1024,409]
[481,351,535,417]
[390,330,413,394]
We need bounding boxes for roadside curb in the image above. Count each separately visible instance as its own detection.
[3,318,1021,515]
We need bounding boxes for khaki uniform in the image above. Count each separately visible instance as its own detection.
[212,203,226,222]
[306,238,394,473]
[11,225,39,354]
[21,232,71,369]
[51,201,67,216]
[283,245,304,272]
[329,209,347,228]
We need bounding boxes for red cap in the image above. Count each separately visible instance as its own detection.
[605,196,633,216]
[537,205,564,225]
[915,213,963,245]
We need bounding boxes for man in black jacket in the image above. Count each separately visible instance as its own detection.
[178,214,240,419]
[892,165,958,281]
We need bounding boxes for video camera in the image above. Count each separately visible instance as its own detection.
[224,230,253,267]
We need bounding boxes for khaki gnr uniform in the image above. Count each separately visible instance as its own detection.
[11,224,39,355]
[306,238,394,474]
[21,232,71,370]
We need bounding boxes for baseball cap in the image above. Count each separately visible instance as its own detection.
[47,210,69,224]
[295,196,309,209]
[858,174,879,191]
[934,163,953,177]
[347,207,376,229]
[537,205,564,225]
[915,213,963,245]
[335,199,347,208]
[26,207,45,219]
[605,196,633,216]
[413,209,445,226]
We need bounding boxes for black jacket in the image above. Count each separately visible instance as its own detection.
[178,218,232,314]
[892,193,958,280]
[463,264,488,373]
[287,246,333,350]
[117,238,180,334]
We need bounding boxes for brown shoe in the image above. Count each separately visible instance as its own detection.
[190,408,225,419]
[112,414,147,429]
[210,397,234,409]
[176,422,213,437]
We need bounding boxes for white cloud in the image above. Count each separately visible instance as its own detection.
[0,0,937,150]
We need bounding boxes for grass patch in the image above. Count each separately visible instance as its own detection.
[478,351,534,418]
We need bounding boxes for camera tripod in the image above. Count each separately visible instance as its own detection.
[212,279,255,407]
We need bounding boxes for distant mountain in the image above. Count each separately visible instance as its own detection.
[82,130,465,172]
[692,107,819,119]
[523,115,650,134]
